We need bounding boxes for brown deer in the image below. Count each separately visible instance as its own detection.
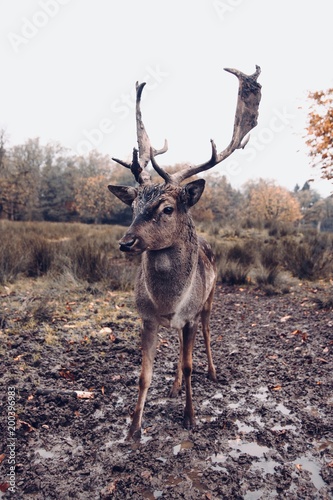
[108,66,261,439]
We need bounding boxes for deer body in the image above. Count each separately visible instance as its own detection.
[109,180,217,436]
[109,67,261,438]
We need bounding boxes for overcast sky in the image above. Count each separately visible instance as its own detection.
[1,0,333,196]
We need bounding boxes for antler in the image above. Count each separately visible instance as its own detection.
[151,65,262,184]
[112,81,168,184]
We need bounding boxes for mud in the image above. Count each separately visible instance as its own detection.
[1,284,332,499]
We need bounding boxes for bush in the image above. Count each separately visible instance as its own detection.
[282,232,333,281]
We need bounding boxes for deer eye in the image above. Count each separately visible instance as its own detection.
[163,206,174,215]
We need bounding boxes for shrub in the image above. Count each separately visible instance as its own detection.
[282,233,333,281]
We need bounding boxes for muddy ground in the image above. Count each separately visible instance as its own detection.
[1,281,333,499]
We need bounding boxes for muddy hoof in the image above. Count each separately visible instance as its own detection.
[183,415,195,430]
[168,384,181,398]
[208,370,217,382]
[126,426,141,441]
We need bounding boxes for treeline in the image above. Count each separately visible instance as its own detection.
[0,135,332,230]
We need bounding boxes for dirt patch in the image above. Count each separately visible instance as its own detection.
[1,283,332,499]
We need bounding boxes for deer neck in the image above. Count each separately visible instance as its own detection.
[142,219,198,298]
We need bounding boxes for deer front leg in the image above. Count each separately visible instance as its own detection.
[127,319,158,439]
[169,328,183,398]
[182,321,198,429]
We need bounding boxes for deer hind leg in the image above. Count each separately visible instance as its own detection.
[182,321,198,429]
[201,287,217,382]
[127,319,158,440]
[169,328,183,398]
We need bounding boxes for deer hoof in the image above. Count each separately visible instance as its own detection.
[168,383,181,398]
[208,368,217,382]
[183,413,196,430]
[126,425,141,441]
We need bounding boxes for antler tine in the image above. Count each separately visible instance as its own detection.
[112,82,168,185]
[171,65,262,184]
[135,82,168,183]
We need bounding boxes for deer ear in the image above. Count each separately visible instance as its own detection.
[183,179,206,207]
[108,185,138,206]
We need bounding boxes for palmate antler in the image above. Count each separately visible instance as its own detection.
[170,66,261,183]
[112,66,261,185]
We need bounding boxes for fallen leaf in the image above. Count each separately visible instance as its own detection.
[0,454,5,465]
[317,358,328,364]
[14,354,24,361]
[28,394,34,401]
[17,419,35,433]
[75,391,94,399]
[99,327,112,335]
[59,369,75,381]
[295,463,302,471]
[102,481,118,494]
[0,483,9,493]
[328,461,333,468]
[141,470,151,480]
[272,385,282,391]
[280,315,292,322]
[101,386,105,395]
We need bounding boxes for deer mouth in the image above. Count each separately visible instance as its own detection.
[119,236,145,253]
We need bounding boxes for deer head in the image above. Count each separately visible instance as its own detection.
[108,67,261,254]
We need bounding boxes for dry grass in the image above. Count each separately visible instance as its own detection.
[1,221,333,296]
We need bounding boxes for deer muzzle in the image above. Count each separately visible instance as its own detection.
[119,233,143,253]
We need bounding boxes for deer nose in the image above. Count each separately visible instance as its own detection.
[119,235,137,252]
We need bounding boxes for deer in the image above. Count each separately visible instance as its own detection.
[108,66,261,439]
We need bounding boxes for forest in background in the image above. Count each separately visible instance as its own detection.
[0,133,332,231]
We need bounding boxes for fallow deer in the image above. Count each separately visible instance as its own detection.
[108,66,261,439]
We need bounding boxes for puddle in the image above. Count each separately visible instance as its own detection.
[200,415,217,423]
[315,439,333,452]
[227,400,244,409]
[115,396,124,407]
[34,448,55,459]
[210,452,227,463]
[244,489,266,500]
[251,458,280,475]
[293,455,326,490]
[184,469,206,492]
[254,386,269,401]
[275,403,291,415]
[235,419,255,433]
[142,489,163,499]
[173,440,193,455]
[212,391,223,399]
[271,424,296,432]
[228,439,270,458]
[248,414,265,427]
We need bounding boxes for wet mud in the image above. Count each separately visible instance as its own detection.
[1,285,332,499]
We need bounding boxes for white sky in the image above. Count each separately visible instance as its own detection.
[1,0,333,196]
